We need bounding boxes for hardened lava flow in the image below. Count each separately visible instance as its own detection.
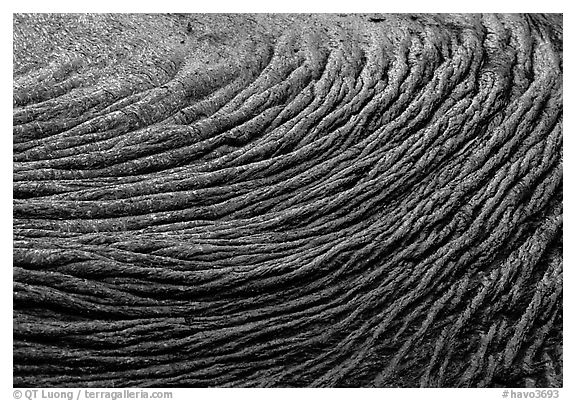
[13,13,562,387]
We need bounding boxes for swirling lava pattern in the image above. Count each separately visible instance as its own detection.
[13,14,562,387]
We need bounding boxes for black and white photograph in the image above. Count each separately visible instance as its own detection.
[7,3,570,397]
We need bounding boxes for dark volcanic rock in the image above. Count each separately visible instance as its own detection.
[13,13,563,388]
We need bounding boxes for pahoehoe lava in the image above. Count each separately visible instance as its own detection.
[13,13,563,387]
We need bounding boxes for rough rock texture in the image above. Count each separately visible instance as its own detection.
[13,13,563,387]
